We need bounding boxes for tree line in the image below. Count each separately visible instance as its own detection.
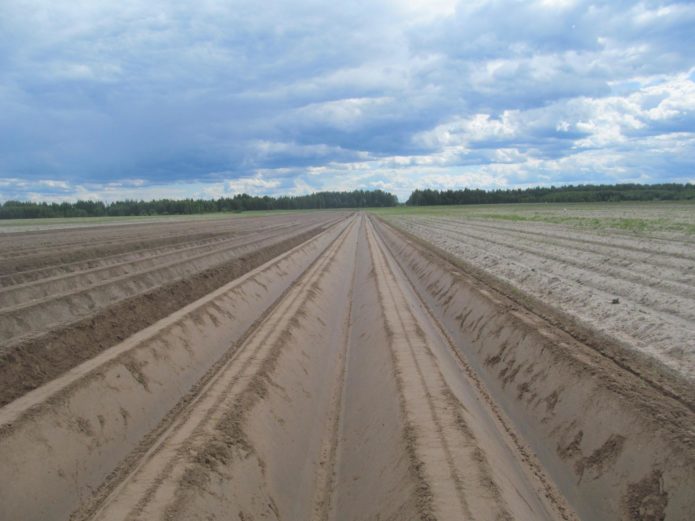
[0,190,398,219]
[3,183,694,219]
[406,183,695,206]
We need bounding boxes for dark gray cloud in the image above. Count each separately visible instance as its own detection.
[0,0,693,202]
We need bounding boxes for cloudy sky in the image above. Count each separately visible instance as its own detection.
[1,0,694,202]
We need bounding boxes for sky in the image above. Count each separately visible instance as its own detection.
[0,0,694,202]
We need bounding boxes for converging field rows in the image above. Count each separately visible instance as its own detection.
[0,212,693,521]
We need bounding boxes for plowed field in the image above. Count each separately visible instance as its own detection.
[1,210,693,521]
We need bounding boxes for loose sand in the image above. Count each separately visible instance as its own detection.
[388,209,695,384]
[0,210,692,521]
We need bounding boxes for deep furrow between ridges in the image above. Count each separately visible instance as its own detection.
[1,218,350,432]
[11,210,684,521]
[0,231,244,288]
[414,216,695,287]
[85,215,359,521]
[0,221,315,312]
[453,217,695,261]
[0,216,332,288]
[0,216,353,521]
[0,220,334,345]
[0,221,313,308]
[362,221,438,521]
[0,216,322,274]
[162,221,358,520]
[145,219,358,518]
[408,217,695,296]
[0,223,334,410]
[402,219,695,328]
[386,214,695,413]
[373,216,695,520]
[371,216,576,520]
[0,217,290,259]
[0,219,309,286]
[320,215,428,521]
[0,226,235,265]
[308,217,359,521]
[0,227,229,259]
[418,215,695,263]
[367,218,512,520]
[408,216,695,297]
[418,213,695,255]
[366,222,469,514]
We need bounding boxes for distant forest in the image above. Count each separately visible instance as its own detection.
[0,190,398,219]
[406,183,695,206]
[2,183,694,219]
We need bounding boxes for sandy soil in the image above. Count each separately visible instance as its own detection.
[0,213,342,406]
[389,212,695,384]
[0,211,693,521]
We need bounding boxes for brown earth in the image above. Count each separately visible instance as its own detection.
[0,212,692,521]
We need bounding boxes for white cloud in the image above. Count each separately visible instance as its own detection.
[293,97,394,131]
[225,176,281,196]
[537,0,578,9]
[0,0,693,202]
[415,112,519,149]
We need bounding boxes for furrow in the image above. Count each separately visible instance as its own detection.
[0,222,334,409]
[0,216,351,521]
[374,216,695,521]
[0,221,306,308]
[84,215,359,521]
[0,220,330,345]
[0,231,242,288]
[397,218,695,380]
[0,216,320,273]
[2,211,693,521]
[422,215,695,263]
[406,218,695,306]
[365,217,563,521]
[419,216,695,286]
